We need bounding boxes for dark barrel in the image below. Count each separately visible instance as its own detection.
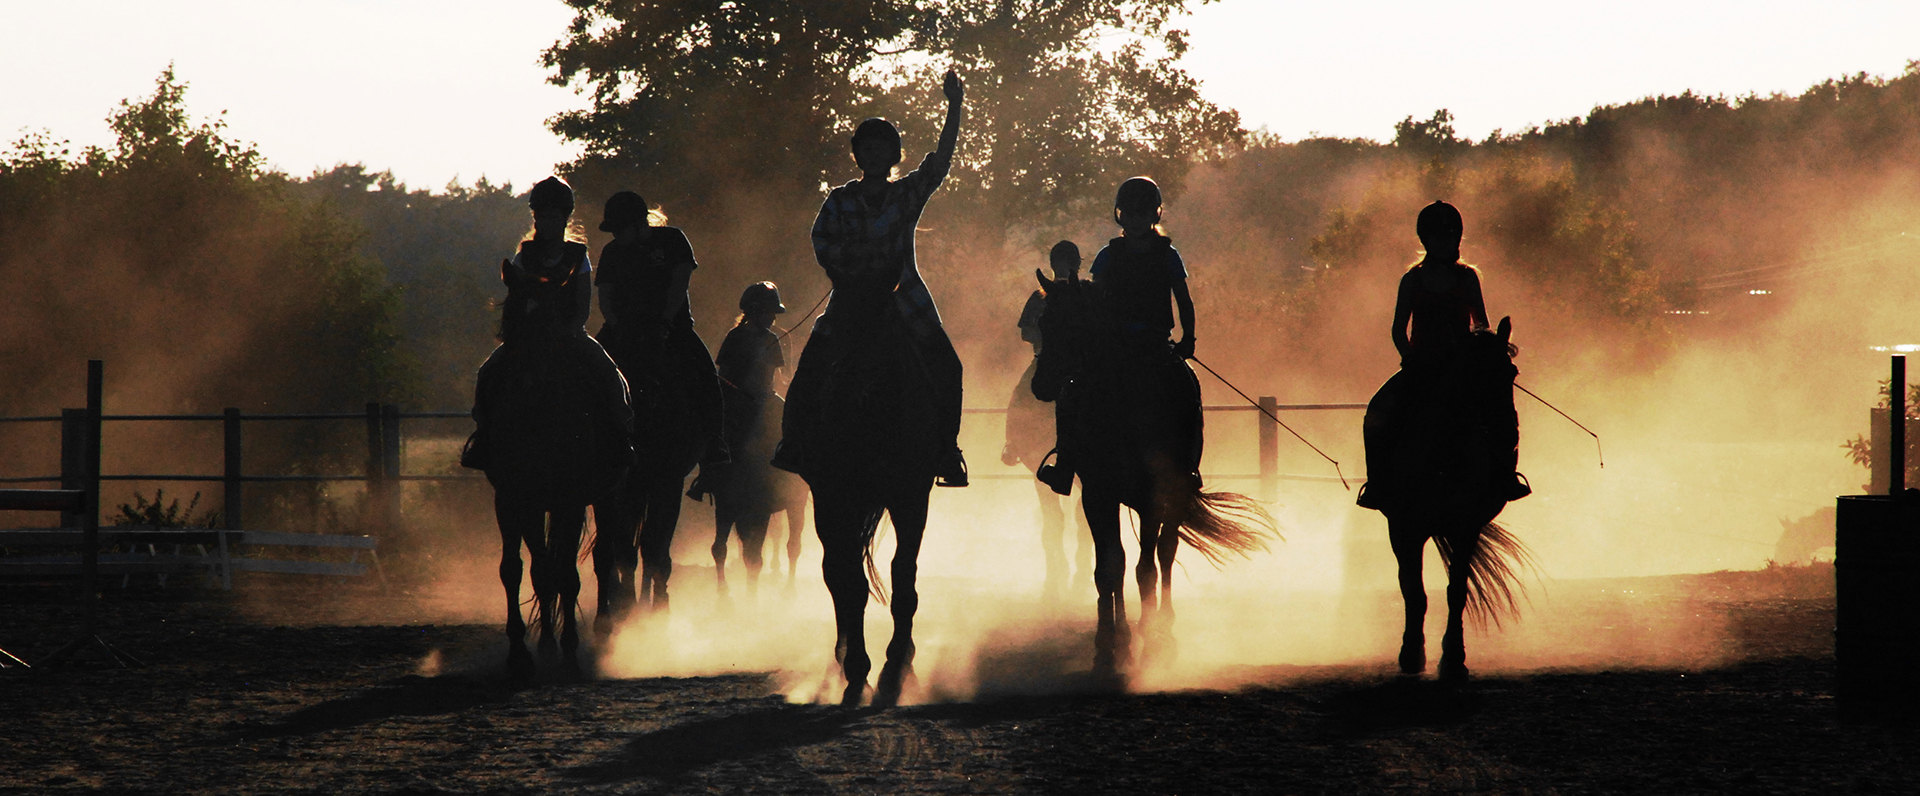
[1836,493,1920,721]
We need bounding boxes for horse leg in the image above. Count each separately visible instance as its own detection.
[590,495,639,639]
[784,501,806,593]
[1037,480,1068,602]
[875,489,928,708]
[1439,526,1481,682]
[525,514,559,661]
[551,504,587,678]
[637,474,685,611]
[1084,486,1129,678]
[712,498,735,598]
[814,492,871,706]
[1149,519,1181,666]
[1388,517,1429,675]
[1073,498,1094,593]
[739,513,771,601]
[1134,513,1162,637]
[496,493,536,683]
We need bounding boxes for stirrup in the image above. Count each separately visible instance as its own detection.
[936,448,969,488]
[1355,482,1389,511]
[769,440,803,475]
[1506,472,1532,501]
[1035,449,1073,496]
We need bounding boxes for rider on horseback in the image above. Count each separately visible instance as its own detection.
[688,281,789,501]
[1357,200,1530,511]
[1027,240,1091,495]
[593,190,729,470]
[1042,177,1202,495]
[772,69,970,487]
[462,176,633,473]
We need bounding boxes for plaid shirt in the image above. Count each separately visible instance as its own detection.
[810,149,951,341]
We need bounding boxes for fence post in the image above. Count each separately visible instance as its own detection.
[380,403,402,535]
[1258,395,1279,500]
[60,408,86,529]
[223,408,243,531]
[364,402,385,533]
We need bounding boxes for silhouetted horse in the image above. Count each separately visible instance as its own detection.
[1004,355,1091,601]
[475,337,629,681]
[592,345,706,633]
[795,312,943,707]
[710,390,809,597]
[1030,272,1275,677]
[1364,317,1534,681]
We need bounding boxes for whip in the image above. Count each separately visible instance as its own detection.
[1190,356,1350,490]
[1515,382,1604,468]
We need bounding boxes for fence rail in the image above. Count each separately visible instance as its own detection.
[1,397,1367,532]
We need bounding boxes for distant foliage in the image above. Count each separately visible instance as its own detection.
[0,67,416,414]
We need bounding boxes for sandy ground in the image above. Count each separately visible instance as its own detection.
[1,562,1910,794]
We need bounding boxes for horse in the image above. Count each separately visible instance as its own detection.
[473,335,630,681]
[709,390,810,597]
[1003,355,1091,602]
[1363,316,1534,681]
[1029,271,1276,677]
[591,343,707,634]
[792,310,945,707]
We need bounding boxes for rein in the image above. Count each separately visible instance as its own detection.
[1189,356,1350,490]
[776,289,832,342]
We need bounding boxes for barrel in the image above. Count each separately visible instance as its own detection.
[1836,493,1920,721]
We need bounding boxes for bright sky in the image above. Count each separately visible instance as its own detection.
[4,1,1916,191]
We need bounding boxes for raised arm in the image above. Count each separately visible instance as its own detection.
[937,69,964,162]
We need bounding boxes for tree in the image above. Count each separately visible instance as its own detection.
[540,0,1243,259]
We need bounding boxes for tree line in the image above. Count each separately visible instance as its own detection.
[5,11,1918,518]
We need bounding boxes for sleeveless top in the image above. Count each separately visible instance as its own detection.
[1397,262,1483,360]
[1089,234,1187,342]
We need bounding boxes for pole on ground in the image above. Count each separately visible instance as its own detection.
[1892,355,1906,496]
[41,360,143,668]
[1258,395,1278,500]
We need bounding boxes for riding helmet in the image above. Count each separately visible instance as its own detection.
[599,190,648,232]
[1114,176,1162,212]
[739,281,787,315]
[528,176,574,212]
[1416,200,1464,244]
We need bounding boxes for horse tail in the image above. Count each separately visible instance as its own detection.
[578,510,598,565]
[1433,521,1535,629]
[857,505,891,605]
[1177,489,1280,566]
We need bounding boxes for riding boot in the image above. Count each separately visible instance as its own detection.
[460,426,490,470]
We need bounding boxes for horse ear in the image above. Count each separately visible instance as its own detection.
[1497,316,1512,342]
[1035,268,1051,294]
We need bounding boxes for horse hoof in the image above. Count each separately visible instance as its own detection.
[507,647,536,685]
[840,681,867,708]
[874,661,914,708]
[1438,657,1469,682]
[1398,644,1426,675]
